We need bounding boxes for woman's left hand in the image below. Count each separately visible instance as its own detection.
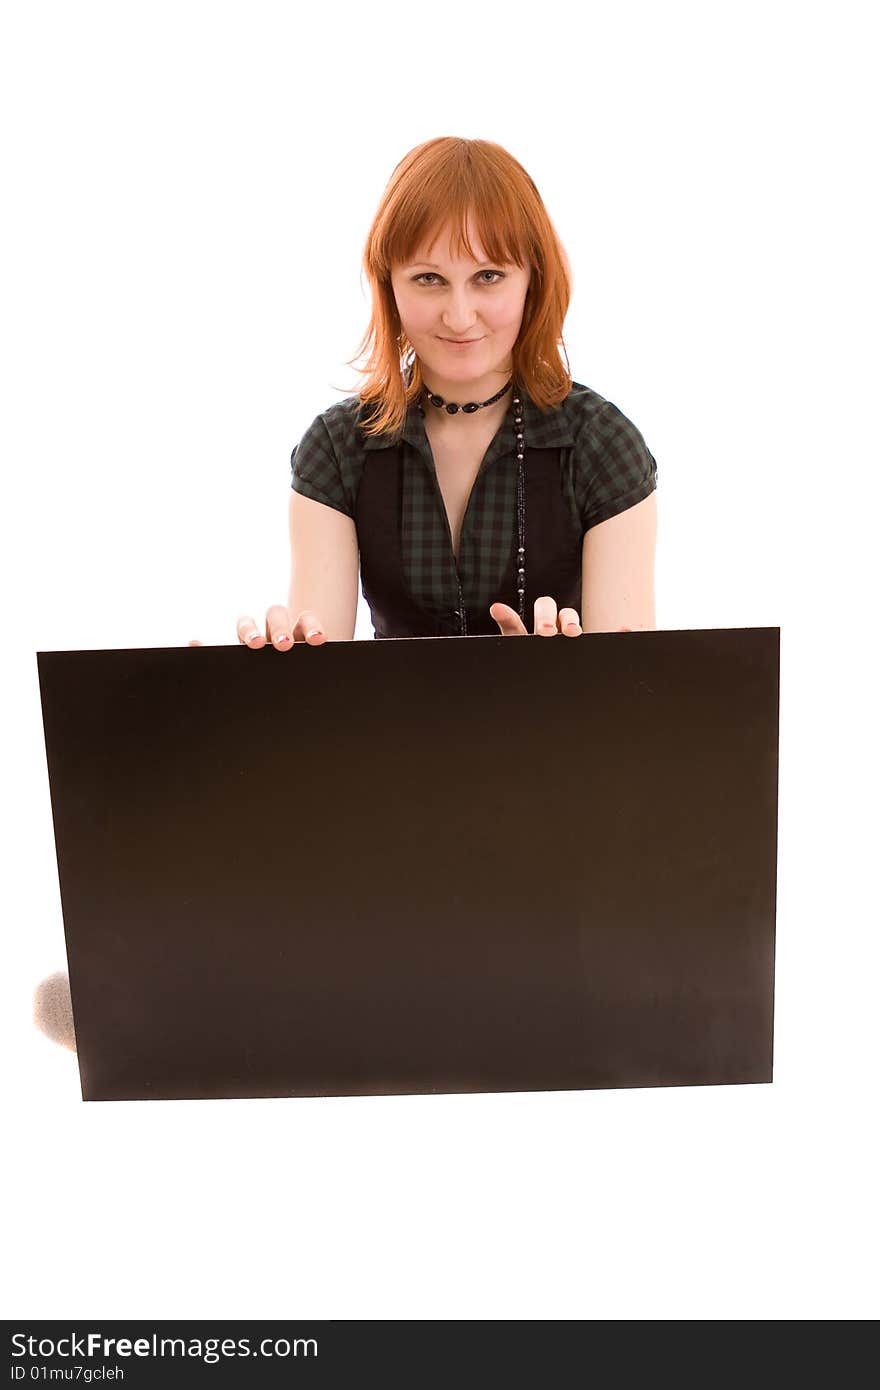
[489,596,582,636]
[490,596,636,636]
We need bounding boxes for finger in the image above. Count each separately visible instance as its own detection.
[264,604,294,649]
[489,602,529,636]
[236,615,267,649]
[291,610,327,645]
[533,595,558,636]
[188,639,203,647]
[558,607,582,636]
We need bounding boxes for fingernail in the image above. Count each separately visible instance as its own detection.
[306,628,323,639]
[246,631,260,642]
[275,634,290,646]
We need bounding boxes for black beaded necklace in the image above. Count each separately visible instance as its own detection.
[418,376,526,634]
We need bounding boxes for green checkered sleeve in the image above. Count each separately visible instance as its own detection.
[577,400,658,531]
[289,413,355,519]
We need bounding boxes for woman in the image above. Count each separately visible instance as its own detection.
[232,137,658,648]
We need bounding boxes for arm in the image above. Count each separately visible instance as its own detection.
[580,491,657,633]
[288,490,360,641]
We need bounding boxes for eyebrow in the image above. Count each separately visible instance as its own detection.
[409,262,498,270]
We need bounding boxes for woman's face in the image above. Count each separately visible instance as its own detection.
[390,214,532,393]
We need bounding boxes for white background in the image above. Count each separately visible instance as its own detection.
[2,0,877,1319]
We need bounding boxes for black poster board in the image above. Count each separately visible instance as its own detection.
[36,628,779,1101]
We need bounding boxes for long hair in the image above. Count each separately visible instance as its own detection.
[339,137,574,440]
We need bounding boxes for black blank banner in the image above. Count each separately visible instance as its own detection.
[36,627,780,1102]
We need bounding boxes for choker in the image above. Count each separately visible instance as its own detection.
[420,379,513,415]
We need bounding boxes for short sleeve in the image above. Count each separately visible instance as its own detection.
[290,414,354,520]
[576,400,658,532]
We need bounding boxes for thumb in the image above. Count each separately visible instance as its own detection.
[489,602,528,636]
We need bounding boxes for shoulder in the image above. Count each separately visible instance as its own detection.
[301,393,366,455]
[290,393,367,519]
[562,378,611,421]
[561,380,659,531]
[562,380,647,444]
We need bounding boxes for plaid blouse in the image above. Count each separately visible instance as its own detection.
[290,379,658,624]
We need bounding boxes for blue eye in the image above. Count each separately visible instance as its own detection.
[414,271,505,286]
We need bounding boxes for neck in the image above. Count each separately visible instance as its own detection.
[423,375,510,399]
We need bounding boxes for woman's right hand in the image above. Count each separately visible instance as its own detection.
[188,607,328,649]
[237,606,328,649]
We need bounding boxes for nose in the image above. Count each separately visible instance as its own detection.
[440,285,481,336]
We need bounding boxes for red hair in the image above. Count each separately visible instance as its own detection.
[339,137,574,440]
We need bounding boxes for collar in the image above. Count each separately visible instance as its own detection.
[360,382,576,455]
